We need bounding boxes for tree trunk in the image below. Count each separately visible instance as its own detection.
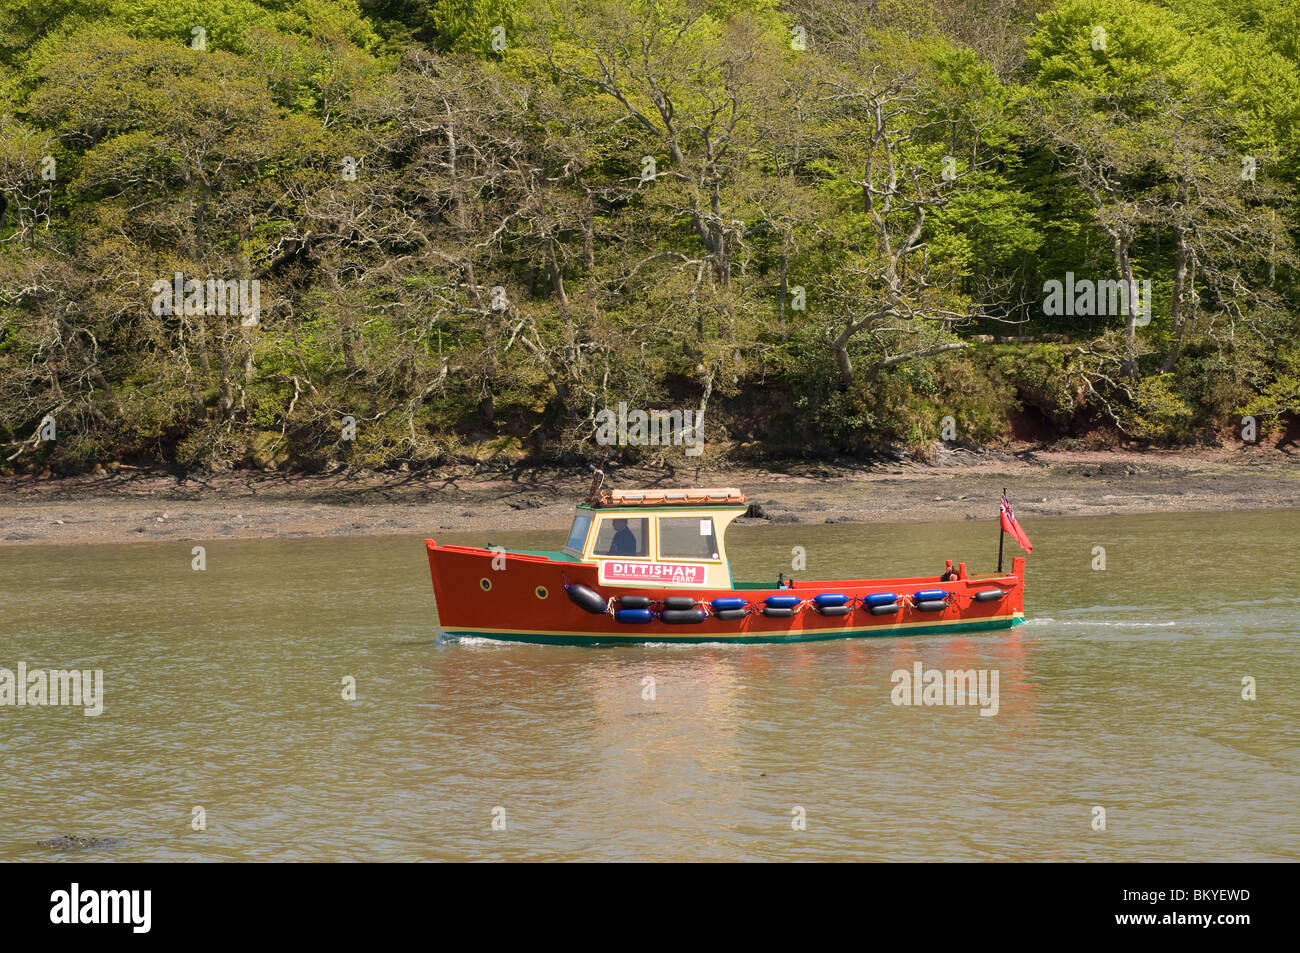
[778,240,789,338]
[1116,238,1138,378]
[832,328,855,388]
[1161,224,1190,372]
[216,314,233,420]
[865,342,969,381]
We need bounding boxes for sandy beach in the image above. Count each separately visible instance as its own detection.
[1,444,1296,546]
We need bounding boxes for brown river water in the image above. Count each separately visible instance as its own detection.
[1,509,1297,861]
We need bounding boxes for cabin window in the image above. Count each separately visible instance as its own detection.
[658,516,719,560]
[564,512,593,553]
[592,517,649,557]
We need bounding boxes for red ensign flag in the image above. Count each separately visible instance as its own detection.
[1000,495,1033,553]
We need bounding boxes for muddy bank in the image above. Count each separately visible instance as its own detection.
[1,445,1297,546]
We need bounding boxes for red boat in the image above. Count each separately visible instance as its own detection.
[425,486,1027,645]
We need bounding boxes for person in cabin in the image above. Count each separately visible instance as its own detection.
[940,560,958,582]
[609,518,638,556]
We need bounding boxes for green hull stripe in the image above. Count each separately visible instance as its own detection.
[444,614,1025,646]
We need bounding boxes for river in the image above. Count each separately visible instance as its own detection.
[1,509,1297,860]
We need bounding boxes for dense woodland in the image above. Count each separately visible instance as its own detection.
[2,0,1298,473]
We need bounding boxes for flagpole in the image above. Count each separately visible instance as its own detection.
[997,486,1006,574]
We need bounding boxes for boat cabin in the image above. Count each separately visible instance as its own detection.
[562,488,748,589]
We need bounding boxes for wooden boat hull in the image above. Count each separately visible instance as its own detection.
[426,540,1025,645]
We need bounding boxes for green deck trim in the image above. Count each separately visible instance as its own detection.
[506,548,575,562]
[443,614,1025,646]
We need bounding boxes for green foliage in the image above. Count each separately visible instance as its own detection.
[986,344,1082,428]
[1,0,1297,474]
[1026,0,1191,100]
[1241,345,1300,420]
[1118,373,1197,441]
[424,0,522,55]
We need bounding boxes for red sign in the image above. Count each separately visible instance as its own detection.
[599,561,708,586]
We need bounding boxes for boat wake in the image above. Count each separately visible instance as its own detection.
[1025,618,1178,628]
[437,634,514,648]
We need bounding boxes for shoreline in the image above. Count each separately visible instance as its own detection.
[1,446,1296,546]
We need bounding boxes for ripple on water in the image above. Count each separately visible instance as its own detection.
[2,511,1298,861]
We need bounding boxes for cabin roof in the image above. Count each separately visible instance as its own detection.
[588,487,746,508]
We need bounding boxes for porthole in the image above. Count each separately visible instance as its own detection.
[535,586,549,599]
[479,578,491,591]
